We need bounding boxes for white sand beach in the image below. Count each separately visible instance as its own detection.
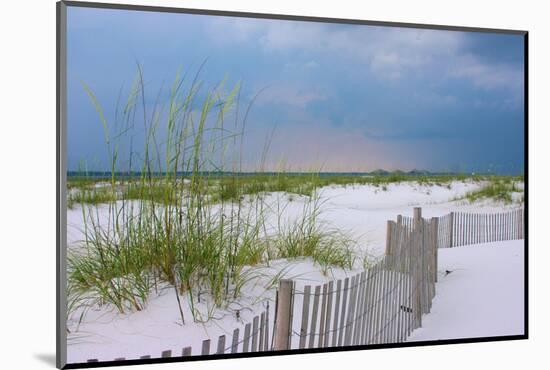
[66,180,524,363]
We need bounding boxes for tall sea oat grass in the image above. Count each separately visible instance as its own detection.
[67,66,359,326]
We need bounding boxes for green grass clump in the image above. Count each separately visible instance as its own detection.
[123,181,185,205]
[269,195,355,275]
[67,177,105,189]
[273,223,354,275]
[206,172,321,203]
[67,187,117,209]
[69,68,255,322]
[67,172,523,207]
[464,179,523,204]
[218,178,240,202]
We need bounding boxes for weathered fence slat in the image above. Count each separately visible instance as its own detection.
[216,335,226,354]
[372,263,383,343]
[331,280,342,347]
[251,316,259,352]
[318,283,329,347]
[231,329,239,353]
[201,340,210,356]
[308,285,321,348]
[337,277,349,346]
[360,268,373,344]
[265,306,270,351]
[344,274,357,345]
[353,272,366,345]
[259,312,265,351]
[243,323,251,352]
[381,260,391,343]
[324,281,334,347]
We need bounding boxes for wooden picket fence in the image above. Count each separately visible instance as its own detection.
[87,207,524,362]
[272,207,437,349]
[86,305,272,362]
[270,207,524,351]
[437,208,524,248]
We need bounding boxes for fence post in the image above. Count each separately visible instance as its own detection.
[412,207,423,327]
[449,212,454,247]
[385,220,393,255]
[431,217,439,283]
[413,207,422,230]
[517,209,520,239]
[216,335,226,354]
[201,340,210,355]
[274,279,293,351]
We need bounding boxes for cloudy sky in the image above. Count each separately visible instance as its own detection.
[67,6,525,174]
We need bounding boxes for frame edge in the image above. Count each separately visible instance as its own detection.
[57,1,68,369]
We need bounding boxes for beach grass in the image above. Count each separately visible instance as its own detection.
[67,67,358,325]
[463,177,523,204]
[67,187,117,209]
[67,172,522,208]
